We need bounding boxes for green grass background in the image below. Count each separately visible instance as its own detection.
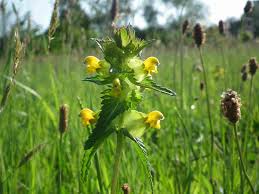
[0,40,259,194]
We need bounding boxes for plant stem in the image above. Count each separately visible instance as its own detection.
[111,131,124,194]
[94,152,104,193]
[233,124,255,194]
[180,33,184,108]
[244,76,253,160]
[198,47,215,192]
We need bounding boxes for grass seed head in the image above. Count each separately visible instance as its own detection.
[111,0,119,22]
[182,20,189,35]
[244,1,253,14]
[13,29,24,77]
[48,0,59,49]
[218,20,225,36]
[59,104,69,134]
[248,57,258,76]
[221,89,241,124]
[193,23,206,48]
[242,72,248,81]
[121,183,131,194]
[241,64,247,73]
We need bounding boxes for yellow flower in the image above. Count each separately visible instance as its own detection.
[145,111,164,129]
[84,56,101,74]
[143,57,160,75]
[79,108,96,126]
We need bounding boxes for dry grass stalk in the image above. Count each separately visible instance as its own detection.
[48,0,59,50]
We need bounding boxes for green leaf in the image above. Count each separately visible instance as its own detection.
[131,77,176,97]
[123,130,154,194]
[84,94,130,150]
[82,75,113,85]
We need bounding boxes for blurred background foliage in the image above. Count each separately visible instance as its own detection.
[1,0,259,56]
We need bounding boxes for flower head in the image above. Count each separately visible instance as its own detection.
[84,56,101,74]
[218,20,225,36]
[143,57,160,75]
[145,111,164,129]
[79,108,96,126]
[248,57,258,76]
[221,89,241,124]
[193,23,206,48]
[244,1,253,14]
[59,104,69,134]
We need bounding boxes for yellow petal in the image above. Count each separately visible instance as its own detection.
[79,108,96,126]
[145,111,164,129]
[143,57,160,75]
[84,56,101,74]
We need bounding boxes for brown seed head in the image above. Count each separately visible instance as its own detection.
[121,183,131,194]
[241,64,247,73]
[193,23,206,48]
[248,57,258,76]
[182,20,189,35]
[218,20,225,35]
[244,1,253,14]
[111,0,119,22]
[242,72,248,81]
[59,104,69,134]
[221,89,241,124]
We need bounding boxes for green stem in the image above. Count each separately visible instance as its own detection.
[180,33,184,108]
[233,124,255,194]
[111,131,124,194]
[198,47,215,192]
[58,133,63,194]
[244,76,253,161]
[94,152,104,193]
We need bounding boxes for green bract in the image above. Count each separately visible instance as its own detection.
[81,26,176,193]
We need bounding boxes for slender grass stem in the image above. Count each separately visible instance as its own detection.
[244,76,254,160]
[180,33,184,108]
[94,152,104,193]
[111,131,124,194]
[198,47,215,191]
[233,124,255,194]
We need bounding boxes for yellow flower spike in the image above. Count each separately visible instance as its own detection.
[143,57,160,75]
[145,111,164,129]
[112,78,122,97]
[84,56,101,74]
[79,108,96,126]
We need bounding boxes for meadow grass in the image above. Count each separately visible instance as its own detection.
[0,40,259,194]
